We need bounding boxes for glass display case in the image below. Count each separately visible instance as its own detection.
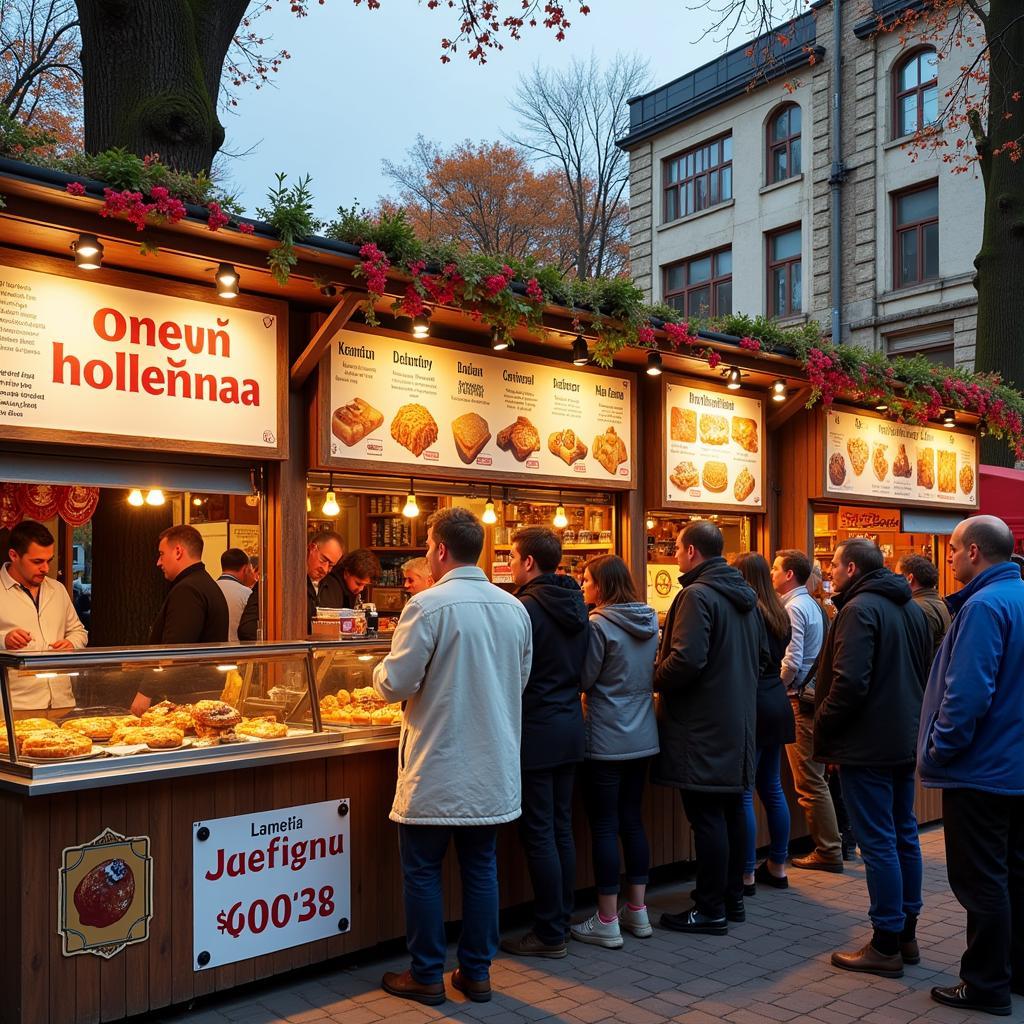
[307,640,401,736]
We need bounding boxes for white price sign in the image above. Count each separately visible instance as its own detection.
[192,800,351,970]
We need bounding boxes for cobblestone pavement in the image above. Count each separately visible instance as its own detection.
[162,826,1024,1023]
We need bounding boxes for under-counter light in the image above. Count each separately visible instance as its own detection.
[216,664,239,672]
[71,233,103,270]
[646,351,663,376]
[145,489,165,506]
[127,489,144,507]
[571,335,589,366]
[216,262,239,299]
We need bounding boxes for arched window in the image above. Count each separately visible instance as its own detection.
[766,104,801,185]
[894,48,938,138]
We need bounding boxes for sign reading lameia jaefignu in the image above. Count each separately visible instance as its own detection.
[0,259,286,457]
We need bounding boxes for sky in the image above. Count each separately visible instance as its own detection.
[221,1,741,222]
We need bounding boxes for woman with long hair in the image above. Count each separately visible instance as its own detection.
[732,552,795,891]
[571,554,659,948]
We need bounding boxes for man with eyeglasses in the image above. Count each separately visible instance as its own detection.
[306,530,345,631]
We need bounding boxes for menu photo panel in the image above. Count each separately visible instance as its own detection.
[320,328,635,488]
[824,407,978,510]
[662,377,766,512]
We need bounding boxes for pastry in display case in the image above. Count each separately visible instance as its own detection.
[307,641,401,735]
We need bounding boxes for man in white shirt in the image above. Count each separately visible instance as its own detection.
[772,549,842,872]
[216,547,255,643]
[0,519,88,711]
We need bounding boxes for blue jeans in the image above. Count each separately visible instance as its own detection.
[581,757,651,894]
[839,765,923,933]
[398,824,499,984]
[743,745,792,874]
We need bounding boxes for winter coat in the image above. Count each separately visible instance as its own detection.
[813,568,930,767]
[912,587,952,659]
[373,565,533,825]
[580,602,660,761]
[306,572,348,631]
[652,557,764,793]
[918,561,1024,795]
[756,621,796,748]
[148,562,228,645]
[517,573,589,771]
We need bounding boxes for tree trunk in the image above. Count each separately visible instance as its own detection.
[75,0,248,173]
[972,0,1024,467]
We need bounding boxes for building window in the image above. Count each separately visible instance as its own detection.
[894,48,938,138]
[663,249,732,317]
[663,135,733,222]
[767,104,801,184]
[885,324,955,368]
[893,183,938,288]
[767,226,802,318]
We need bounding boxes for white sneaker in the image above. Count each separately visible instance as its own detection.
[618,904,653,938]
[570,912,624,948]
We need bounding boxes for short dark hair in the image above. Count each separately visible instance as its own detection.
[1011,552,1024,579]
[8,519,54,555]
[427,507,484,564]
[221,547,250,572]
[158,524,204,557]
[584,554,640,605]
[775,549,812,585]
[836,537,884,575]
[961,516,1014,562]
[898,554,939,589]
[512,526,562,573]
[680,520,724,559]
[309,529,344,550]
[340,548,381,580]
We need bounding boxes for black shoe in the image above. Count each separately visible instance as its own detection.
[725,896,745,923]
[754,862,790,889]
[930,983,1011,1016]
[743,881,756,896]
[660,909,728,935]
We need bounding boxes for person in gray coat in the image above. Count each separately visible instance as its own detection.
[570,555,659,949]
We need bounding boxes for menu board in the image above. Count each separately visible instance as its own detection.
[824,408,978,508]
[324,328,634,487]
[662,380,765,510]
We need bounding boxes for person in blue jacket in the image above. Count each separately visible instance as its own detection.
[918,515,1024,1018]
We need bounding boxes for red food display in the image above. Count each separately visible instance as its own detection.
[73,858,136,928]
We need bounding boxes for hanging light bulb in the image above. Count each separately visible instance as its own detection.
[646,517,655,530]
[192,496,203,507]
[215,262,239,298]
[646,350,663,376]
[491,326,509,351]
[127,488,144,507]
[321,491,340,517]
[71,233,103,270]
[726,366,743,390]
[553,494,568,530]
[482,486,497,525]
[402,479,420,518]
[942,408,956,429]
[571,335,589,366]
[145,488,165,506]
[411,310,431,339]
[771,379,788,402]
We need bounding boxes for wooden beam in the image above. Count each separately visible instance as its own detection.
[289,290,363,389]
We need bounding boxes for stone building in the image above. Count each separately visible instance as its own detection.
[618,0,984,370]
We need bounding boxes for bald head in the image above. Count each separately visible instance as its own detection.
[949,514,1015,584]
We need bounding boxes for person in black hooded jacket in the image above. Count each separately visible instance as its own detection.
[500,527,589,959]
[816,538,930,980]
[653,520,766,936]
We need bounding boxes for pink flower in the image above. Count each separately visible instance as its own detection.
[525,277,544,302]
[237,222,255,235]
[706,350,722,369]
[739,336,761,352]
[207,201,231,231]
[636,325,656,347]
[65,182,86,196]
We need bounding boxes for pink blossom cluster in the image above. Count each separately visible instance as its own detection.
[420,263,464,307]
[65,181,86,196]
[663,321,699,349]
[206,201,230,231]
[483,265,514,298]
[525,277,544,302]
[149,186,187,224]
[739,336,761,352]
[358,243,390,295]
[636,325,656,347]
[99,188,157,231]
[805,347,857,408]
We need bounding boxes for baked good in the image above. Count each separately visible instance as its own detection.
[828,452,847,486]
[220,670,243,707]
[938,450,957,493]
[21,730,92,759]
[496,416,540,462]
[702,462,729,493]
[14,717,57,734]
[959,464,975,494]
[548,428,588,466]
[893,444,912,478]
[74,858,135,928]
[671,408,697,442]
[237,717,288,740]
[670,461,699,490]
[61,717,126,742]
[452,412,491,464]
[734,468,756,502]
[141,700,195,733]
[847,437,869,476]
[109,725,184,748]
[699,414,729,445]
[592,427,628,475]
[917,448,935,489]
[332,398,383,446]
[193,700,242,730]
[390,403,439,457]
[731,417,759,453]
[872,444,889,482]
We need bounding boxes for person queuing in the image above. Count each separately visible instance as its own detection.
[502,527,589,959]
[816,538,930,979]
[0,519,88,712]
[898,554,951,657]
[373,508,532,1006]
[734,553,794,894]
[919,516,1024,1016]
[571,554,659,948]
[402,556,434,597]
[331,548,381,608]
[1010,551,1024,579]
[654,521,764,935]
[216,547,255,643]
[306,530,345,630]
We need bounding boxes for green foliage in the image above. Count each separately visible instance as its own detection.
[256,173,320,286]
[325,203,424,266]
[0,107,57,160]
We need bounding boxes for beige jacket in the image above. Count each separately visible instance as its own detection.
[373,565,532,825]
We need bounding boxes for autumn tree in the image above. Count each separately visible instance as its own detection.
[510,52,647,279]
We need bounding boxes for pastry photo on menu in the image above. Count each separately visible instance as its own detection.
[938,450,957,493]
[872,443,889,482]
[452,412,491,464]
[893,443,912,478]
[847,437,869,476]
[734,467,755,502]
[828,452,847,486]
[331,398,384,446]
[593,427,628,475]
[671,407,697,443]
[917,447,935,489]
[391,403,439,458]
[702,461,728,493]
[699,413,729,445]
[959,463,974,494]
[548,428,588,466]
[496,416,540,462]
[731,416,759,453]
[670,461,699,490]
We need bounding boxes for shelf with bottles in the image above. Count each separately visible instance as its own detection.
[361,492,440,550]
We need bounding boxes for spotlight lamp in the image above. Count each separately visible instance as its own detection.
[979,423,989,439]
[770,379,788,402]
[127,489,144,507]
[145,488,165,506]
[402,479,420,518]
[725,366,743,390]
[645,350,663,376]
[320,283,338,297]
[215,262,239,298]
[491,326,509,351]
[571,335,590,366]
[71,233,103,270]
[942,408,957,429]
[411,310,431,339]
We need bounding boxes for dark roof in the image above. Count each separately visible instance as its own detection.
[853,0,932,39]
[617,11,821,150]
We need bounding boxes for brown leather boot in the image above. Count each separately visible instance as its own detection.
[901,939,920,965]
[831,941,904,978]
[451,966,491,1003]
[381,969,446,1005]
